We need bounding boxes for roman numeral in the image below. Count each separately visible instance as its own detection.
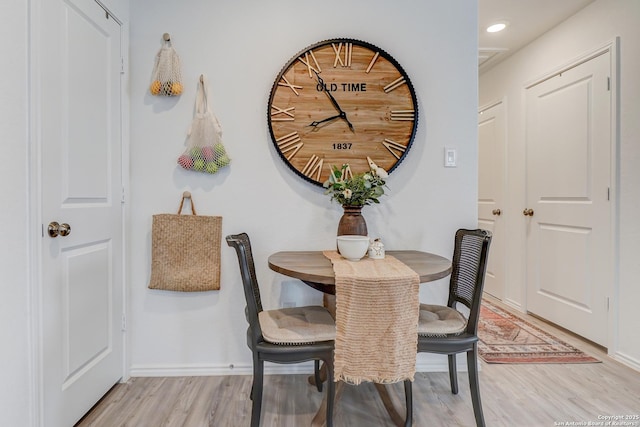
[330,164,353,182]
[297,50,321,78]
[278,75,302,96]
[301,154,324,181]
[342,164,353,180]
[332,42,352,68]
[276,132,303,160]
[383,139,407,159]
[270,105,295,121]
[384,76,406,93]
[365,52,380,73]
[390,110,415,121]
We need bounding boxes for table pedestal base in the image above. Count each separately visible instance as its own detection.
[309,368,412,427]
[311,295,411,426]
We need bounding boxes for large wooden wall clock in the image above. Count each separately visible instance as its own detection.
[267,38,418,186]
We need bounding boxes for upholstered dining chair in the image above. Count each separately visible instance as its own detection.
[226,233,336,427]
[416,228,492,427]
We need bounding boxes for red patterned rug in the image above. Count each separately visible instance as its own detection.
[478,300,600,364]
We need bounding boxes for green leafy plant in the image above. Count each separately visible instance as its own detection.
[323,158,388,207]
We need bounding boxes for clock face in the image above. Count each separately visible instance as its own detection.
[267,38,418,186]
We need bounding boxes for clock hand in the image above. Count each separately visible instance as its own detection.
[309,114,342,127]
[342,112,355,132]
[324,91,354,131]
[314,71,355,131]
[316,73,343,113]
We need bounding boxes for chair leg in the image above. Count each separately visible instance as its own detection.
[251,358,264,427]
[448,354,459,394]
[314,360,323,392]
[325,358,335,427]
[467,346,486,427]
[404,379,413,427]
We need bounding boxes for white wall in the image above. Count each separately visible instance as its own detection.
[0,0,31,424]
[479,0,640,369]
[129,0,478,375]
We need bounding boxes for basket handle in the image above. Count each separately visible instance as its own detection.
[177,191,197,215]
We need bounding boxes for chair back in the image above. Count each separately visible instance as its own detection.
[226,233,264,347]
[447,229,492,335]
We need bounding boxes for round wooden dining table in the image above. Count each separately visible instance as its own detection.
[267,250,452,427]
[268,250,452,293]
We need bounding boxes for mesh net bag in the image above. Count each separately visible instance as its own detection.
[177,75,231,175]
[149,36,183,96]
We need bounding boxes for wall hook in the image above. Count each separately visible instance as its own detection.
[163,33,171,42]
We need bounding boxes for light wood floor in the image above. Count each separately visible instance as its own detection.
[76,298,640,426]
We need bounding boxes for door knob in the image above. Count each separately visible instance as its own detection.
[523,209,534,217]
[492,209,501,216]
[48,221,71,238]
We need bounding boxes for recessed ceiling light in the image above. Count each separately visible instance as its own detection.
[486,22,507,33]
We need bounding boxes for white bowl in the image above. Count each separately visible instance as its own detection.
[337,235,370,261]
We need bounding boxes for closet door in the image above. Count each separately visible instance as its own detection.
[38,0,124,425]
[478,101,506,300]
[525,51,611,346]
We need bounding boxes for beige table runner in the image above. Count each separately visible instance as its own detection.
[323,251,420,385]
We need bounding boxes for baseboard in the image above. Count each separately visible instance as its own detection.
[611,351,640,373]
[502,298,524,313]
[128,359,454,378]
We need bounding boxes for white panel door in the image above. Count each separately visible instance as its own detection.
[525,51,611,346]
[478,101,506,300]
[39,0,123,425]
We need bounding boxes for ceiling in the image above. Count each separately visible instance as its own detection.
[478,0,595,72]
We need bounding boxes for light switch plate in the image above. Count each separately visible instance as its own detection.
[444,147,457,167]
